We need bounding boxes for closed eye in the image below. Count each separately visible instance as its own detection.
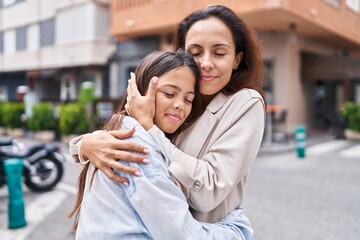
[163,92,174,97]
[185,99,193,104]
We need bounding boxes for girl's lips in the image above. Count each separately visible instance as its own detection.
[201,75,216,82]
[166,114,181,121]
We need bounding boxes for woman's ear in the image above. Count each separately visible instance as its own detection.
[233,51,243,70]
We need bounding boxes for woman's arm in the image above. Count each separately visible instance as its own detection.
[69,128,150,184]
[148,96,265,212]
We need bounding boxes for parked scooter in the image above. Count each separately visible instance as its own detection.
[0,137,64,192]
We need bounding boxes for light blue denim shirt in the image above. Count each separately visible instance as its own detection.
[76,116,253,240]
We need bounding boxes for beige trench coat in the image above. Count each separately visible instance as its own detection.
[148,88,265,223]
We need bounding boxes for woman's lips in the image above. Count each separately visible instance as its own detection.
[201,75,216,82]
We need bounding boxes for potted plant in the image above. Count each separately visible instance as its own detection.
[59,102,88,143]
[28,102,56,141]
[3,102,26,137]
[340,101,360,140]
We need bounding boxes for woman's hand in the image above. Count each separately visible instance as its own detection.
[126,72,158,130]
[81,128,150,185]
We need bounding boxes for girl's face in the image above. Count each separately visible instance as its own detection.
[153,66,196,133]
[185,17,242,96]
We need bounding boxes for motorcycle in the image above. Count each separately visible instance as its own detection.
[0,137,64,192]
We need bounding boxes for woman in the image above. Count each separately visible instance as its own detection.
[70,4,265,226]
[70,50,252,239]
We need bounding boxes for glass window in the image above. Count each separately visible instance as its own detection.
[324,0,340,7]
[3,0,15,7]
[346,0,360,12]
[40,18,55,47]
[16,26,27,51]
[0,86,8,101]
[264,60,274,104]
[0,32,3,53]
[27,24,39,51]
[4,30,16,54]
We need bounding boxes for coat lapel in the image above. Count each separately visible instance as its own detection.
[178,93,229,158]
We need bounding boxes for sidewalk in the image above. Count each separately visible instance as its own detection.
[259,131,337,155]
[4,130,337,156]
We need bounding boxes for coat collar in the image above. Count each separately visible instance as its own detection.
[177,93,229,158]
[205,93,230,114]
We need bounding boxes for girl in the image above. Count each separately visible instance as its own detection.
[70,50,252,239]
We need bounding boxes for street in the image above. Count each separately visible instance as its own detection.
[244,140,360,240]
[0,139,359,240]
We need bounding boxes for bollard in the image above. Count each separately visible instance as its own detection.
[4,158,27,229]
[295,125,306,158]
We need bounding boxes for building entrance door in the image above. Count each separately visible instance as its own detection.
[313,80,344,130]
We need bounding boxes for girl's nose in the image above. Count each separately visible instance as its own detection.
[173,100,183,110]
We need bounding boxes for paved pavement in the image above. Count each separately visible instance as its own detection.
[244,139,360,240]
[0,134,359,240]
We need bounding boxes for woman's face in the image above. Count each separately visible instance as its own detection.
[153,66,195,134]
[185,17,242,96]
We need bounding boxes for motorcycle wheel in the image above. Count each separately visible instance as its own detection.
[24,156,64,192]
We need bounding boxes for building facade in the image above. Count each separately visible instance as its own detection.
[0,0,115,102]
[109,0,360,133]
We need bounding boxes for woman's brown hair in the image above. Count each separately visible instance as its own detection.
[174,5,266,102]
[68,49,202,230]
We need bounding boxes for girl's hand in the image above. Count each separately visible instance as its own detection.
[81,128,150,185]
[126,72,158,130]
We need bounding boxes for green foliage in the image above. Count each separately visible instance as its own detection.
[59,103,88,136]
[3,102,25,129]
[28,102,55,131]
[0,101,7,126]
[79,82,94,104]
[341,102,360,132]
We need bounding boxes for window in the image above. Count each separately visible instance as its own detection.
[40,19,55,47]
[57,2,98,44]
[4,30,15,54]
[346,0,360,12]
[27,24,39,51]
[264,60,274,104]
[3,0,15,7]
[0,86,8,101]
[324,0,340,7]
[16,26,27,51]
[355,83,360,104]
[0,32,3,53]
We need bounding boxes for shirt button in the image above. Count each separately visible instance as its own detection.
[193,180,201,189]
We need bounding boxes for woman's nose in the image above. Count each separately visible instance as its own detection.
[200,53,214,70]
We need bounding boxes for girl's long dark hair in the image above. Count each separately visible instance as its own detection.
[69,49,201,231]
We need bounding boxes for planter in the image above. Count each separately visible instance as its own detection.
[34,131,55,142]
[344,129,360,141]
[7,128,25,138]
